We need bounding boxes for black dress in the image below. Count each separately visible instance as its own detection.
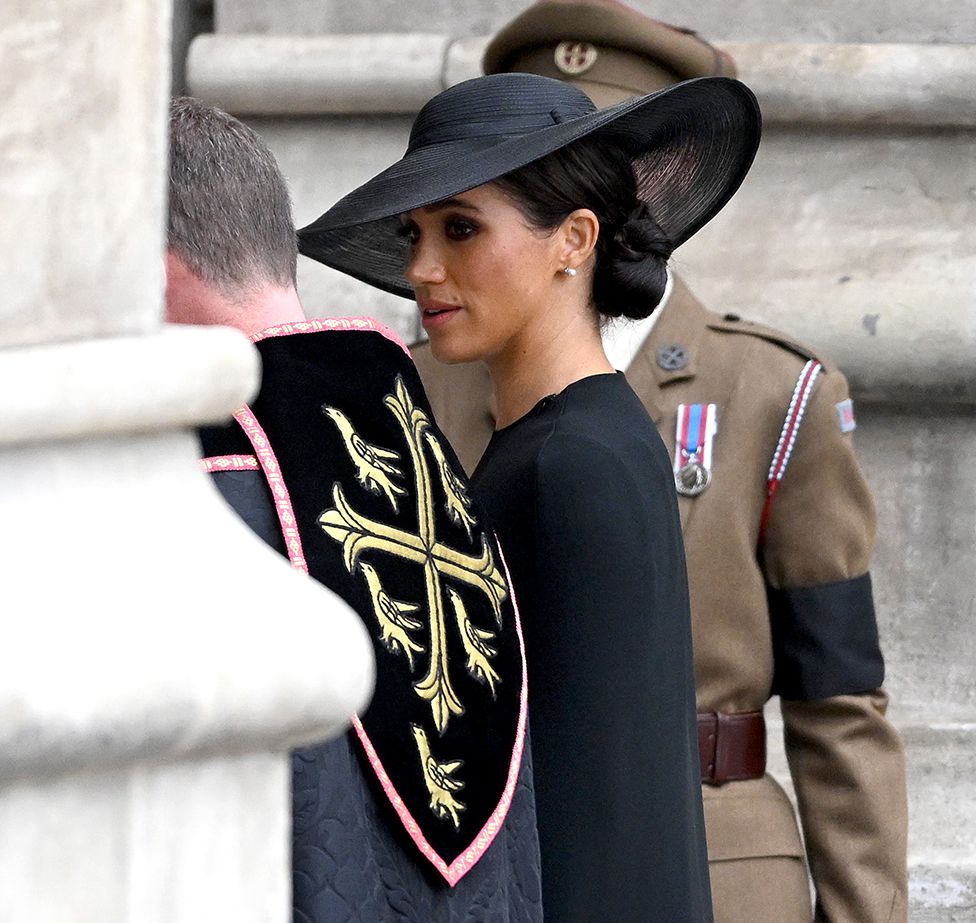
[472,372,713,923]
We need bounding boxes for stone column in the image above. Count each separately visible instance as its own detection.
[0,2,374,921]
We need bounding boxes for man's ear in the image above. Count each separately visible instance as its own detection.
[164,249,207,325]
[558,208,599,274]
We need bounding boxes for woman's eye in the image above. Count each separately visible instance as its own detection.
[397,222,420,245]
[445,217,478,241]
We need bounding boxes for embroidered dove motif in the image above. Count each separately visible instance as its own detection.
[425,432,477,540]
[412,725,466,830]
[359,562,425,669]
[323,405,407,511]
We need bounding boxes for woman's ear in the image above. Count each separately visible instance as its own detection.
[558,208,600,273]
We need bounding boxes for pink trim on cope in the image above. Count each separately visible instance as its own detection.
[350,543,529,886]
[233,406,309,574]
[200,454,260,473]
[250,316,412,357]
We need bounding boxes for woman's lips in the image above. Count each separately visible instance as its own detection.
[418,299,462,329]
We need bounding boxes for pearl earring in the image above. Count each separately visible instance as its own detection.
[562,266,577,277]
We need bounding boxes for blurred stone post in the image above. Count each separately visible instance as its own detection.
[0,2,374,921]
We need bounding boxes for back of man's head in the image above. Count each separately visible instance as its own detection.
[168,96,297,298]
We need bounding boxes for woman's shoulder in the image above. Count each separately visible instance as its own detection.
[544,374,669,469]
[532,428,646,511]
[529,426,680,554]
[553,369,655,424]
[475,373,666,489]
[476,412,634,509]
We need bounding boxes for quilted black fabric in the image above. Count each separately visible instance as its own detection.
[292,730,542,923]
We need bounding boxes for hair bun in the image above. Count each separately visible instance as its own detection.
[613,205,674,262]
[594,205,672,320]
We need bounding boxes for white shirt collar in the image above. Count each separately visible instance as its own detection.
[601,269,673,372]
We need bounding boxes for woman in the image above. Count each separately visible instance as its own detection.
[300,73,760,922]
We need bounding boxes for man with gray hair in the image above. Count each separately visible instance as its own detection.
[166,96,305,333]
[167,96,543,923]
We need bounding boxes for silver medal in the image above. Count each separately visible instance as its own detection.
[675,460,711,497]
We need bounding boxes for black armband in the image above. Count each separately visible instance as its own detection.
[769,572,884,700]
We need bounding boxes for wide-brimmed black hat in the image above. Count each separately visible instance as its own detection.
[298,72,760,299]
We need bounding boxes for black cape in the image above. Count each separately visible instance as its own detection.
[472,372,713,923]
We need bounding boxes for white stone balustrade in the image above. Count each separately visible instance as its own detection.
[0,2,376,921]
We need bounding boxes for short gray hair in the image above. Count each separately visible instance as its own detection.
[168,96,297,293]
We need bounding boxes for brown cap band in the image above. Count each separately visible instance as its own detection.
[484,0,736,94]
[508,43,682,106]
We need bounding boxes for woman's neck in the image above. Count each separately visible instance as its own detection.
[486,311,613,429]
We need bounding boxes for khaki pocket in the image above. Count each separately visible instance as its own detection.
[708,855,813,923]
[702,776,805,861]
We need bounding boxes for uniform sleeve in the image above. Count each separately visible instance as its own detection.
[524,433,712,923]
[762,369,908,923]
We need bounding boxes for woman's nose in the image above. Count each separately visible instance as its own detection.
[404,241,447,286]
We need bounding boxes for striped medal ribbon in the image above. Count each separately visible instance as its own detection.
[674,403,718,497]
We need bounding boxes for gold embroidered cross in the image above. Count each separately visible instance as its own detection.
[320,376,507,735]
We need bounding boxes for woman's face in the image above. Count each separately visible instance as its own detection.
[401,183,571,365]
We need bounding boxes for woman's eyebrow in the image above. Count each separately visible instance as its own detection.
[423,198,481,214]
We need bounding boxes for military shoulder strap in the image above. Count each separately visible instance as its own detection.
[707,313,825,365]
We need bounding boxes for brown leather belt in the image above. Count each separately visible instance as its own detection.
[697,710,766,785]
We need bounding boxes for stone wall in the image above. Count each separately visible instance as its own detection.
[215,0,976,43]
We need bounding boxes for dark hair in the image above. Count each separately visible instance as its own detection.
[168,96,297,294]
[492,137,672,320]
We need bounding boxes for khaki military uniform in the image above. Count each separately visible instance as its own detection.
[412,275,908,923]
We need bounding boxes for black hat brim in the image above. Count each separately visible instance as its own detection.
[299,76,760,300]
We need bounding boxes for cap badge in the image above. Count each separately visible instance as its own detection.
[673,403,718,498]
[554,41,599,76]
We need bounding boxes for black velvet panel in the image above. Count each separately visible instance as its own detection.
[199,419,252,458]
[769,572,884,700]
[246,329,524,872]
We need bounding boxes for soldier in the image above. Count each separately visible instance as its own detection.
[411,2,909,922]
